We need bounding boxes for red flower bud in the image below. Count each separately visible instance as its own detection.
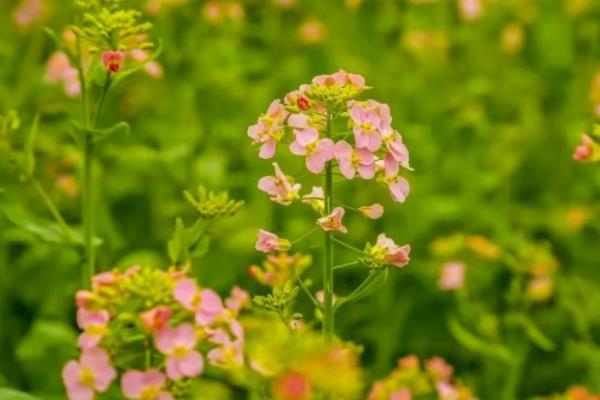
[297,95,310,111]
[102,50,125,73]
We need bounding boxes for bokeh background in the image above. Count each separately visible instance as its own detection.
[2,0,600,398]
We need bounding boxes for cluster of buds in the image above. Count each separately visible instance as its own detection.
[367,355,477,400]
[63,266,250,399]
[249,252,311,289]
[243,318,363,400]
[248,70,412,203]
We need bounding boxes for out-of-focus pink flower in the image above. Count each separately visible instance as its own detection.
[202,1,221,23]
[102,51,125,73]
[248,100,289,159]
[92,271,118,289]
[129,49,164,79]
[273,0,295,8]
[173,278,224,326]
[302,186,325,213]
[317,207,347,234]
[437,382,459,400]
[289,114,335,173]
[334,140,375,179]
[298,19,327,45]
[390,389,412,400]
[312,70,366,90]
[258,163,301,205]
[12,0,47,30]
[371,234,411,268]
[225,286,250,314]
[75,290,95,309]
[358,203,384,219]
[155,323,204,380]
[438,261,465,291]
[459,0,483,21]
[122,369,173,400]
[45,52,80,98]
[398,355,419,369]
[207,327,244,367]
[76,309,110,350]
[426,357,454,382]
[573,134,597,162]
[140,306,172,333]
[274,372,312,400]
[62,348,116,400]
[256,229,291,253]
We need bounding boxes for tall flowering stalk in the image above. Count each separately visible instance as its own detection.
[248,70,412,339]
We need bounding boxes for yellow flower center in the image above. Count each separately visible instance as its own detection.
[140,386,161,400]
[85,324,107,336]
[305,141,318,155]
[360,122,374,133]
[172,345,189,358]
[79,367,95,388]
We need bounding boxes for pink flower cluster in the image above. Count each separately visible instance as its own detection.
[63,266,250,400]
[249,70,411,203]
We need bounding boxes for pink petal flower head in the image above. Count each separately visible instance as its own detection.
[371,234,411,268]
[302,186,325,213]
[317,207,348,234]
[140,306,172,333]
[102,51,125,73]
[438,261,465,291]
[288,114,334,173]
[398,355,420,370]
[385,175,410,203]
[390,389,412,400]
[92,271,118,289]
[334,140,375,179]
[349,104,383,152]
[207,328,244,368]
[155,323,204,380]
[62,348,116,400]
[173,278,224,325]
[258,163,302,205]
[256,229,291,253]
[45,52,81,98]
[12,0,46,30]
[121,369,173,400]
[358,203,384,219]
[274,372,312,400]
[75,290,95,309]
[426,356,454,382]
[76,309,110,350]
[248,100,289,159]
[382,129,411,171]
[225,286,250,314]
[573,134,597,162]
[437,382,459,400]
[312,70,367,90]
[459,0,483,21]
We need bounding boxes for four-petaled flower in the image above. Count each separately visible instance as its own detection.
[248,100,289,159]
[122,369,173,400]
[289,114,335,173]
[256,229,291,253]
[62,348,116,400]
[155,323,204,380]
[369,234,411,268]
[258,163,302,205]
[317,207,348,234]
[76,308,110,350]
[335,140,375,179]
[174,278,224,326]
[140,305,172,333]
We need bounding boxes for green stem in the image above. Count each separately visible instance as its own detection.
[83,133,94,286]
[31,179,72,241]
[291,227,319,245]
[332,237,365,256]
[333,261,361,270]
[322,114,334,340]
[295,277,321,309]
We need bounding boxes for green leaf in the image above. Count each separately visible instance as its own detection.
[23,114,39,177]
[335,268,389,310]
[506,312,556,352]
[190,235,210,259]
[91,121,130,143]
[447,316,512,363]
[168,217,184,264]
[0,389,39,400]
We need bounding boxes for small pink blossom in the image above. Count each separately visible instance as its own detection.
[573,134,596,162]
[371,234,411,268]
[437,382,459,400]
[140,306,172,333]
[302,186,325,213]
[349,104,383,152]
[390,389,412,400]
[156,323,204,380]
[317,207,348,233]
[358,203,384,219]
[122,369,173,400]
[289,114,335,173]
[334,140,375,179]
[382,129,411,173]
[62,348,116,400]
[255,229,291,253]
[274,372,312,400]
[45,52,81,98]
[12,0,46,29]
[258,163,301,205]
[173,278,224,326]
[385,175,410,203]
[75,290,94,309]
[438,261,465,291]
[248,100,289,159]
[92,271,118,289]
[459,0,483,21]
[102,51,125,73]
[225,286,250,314]
[426,356,454,382]
[207,328,244,367]
[76,309,110,350]
[312,69,366,90]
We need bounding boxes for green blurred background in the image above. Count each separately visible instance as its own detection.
[2,0,600,398]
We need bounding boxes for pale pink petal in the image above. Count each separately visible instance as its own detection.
[62,361,81,388]
[289,140,307,155]
[259,140,277,159]
[122,370,144,398]
[257,176,279,196]
[166,357,184,381]
[178,351,204,377]
[389,177,410,203]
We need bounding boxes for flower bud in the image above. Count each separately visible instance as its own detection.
[102,50,125,73]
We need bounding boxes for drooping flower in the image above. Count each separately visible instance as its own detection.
[317,207,348,233]
[256,229,291,253]
[382,173,410,203]
[155,323,204,380]
[62,348,116,400]
[302,186,325,213]
[121,369,173,400]
[76,309,110,350]
[382,129,411,173]
[248,100,289,159]
[358,203,384,219]
[289,114,335,173]
[368,234,411,268]
[173,278,224,326]
[334,140,375,179]
[438,261,465,291]
[102,51,125,73]
[258,163,301,205]
[140,306,172,333]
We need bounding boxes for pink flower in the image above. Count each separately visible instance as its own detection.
[383,174,410,203]
[225,286,250,314]
[437,382,459,400]
[382,129,411,174]
[155,324,204,380]
[349,104,383,152]
[121,369,173,400]
[317,207,347,234]
[358,203,384,219]
[12,0,46,29]
[573,134,596,162]
[76,309,110,350]
[255,229,291,253]
[258,163,301,205]
[62,348,116,400]
[370,234,411,268]
[334,140,375,179]
[45,51,80,98]
[140,306,172,333]
[289,114,335,173]
[390,389,412,400]
[173,278,224,326]
[207,327,244,367]
[459,0,483,21]
[248,100,289,159]
[302,186,325,213]
[92,271,118,289]
[312,70,366,90]
[426,357,454,382]
[75,290,95,309]
[438,261,465,291]
[102,51,125,73]
[274,372,312,400]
